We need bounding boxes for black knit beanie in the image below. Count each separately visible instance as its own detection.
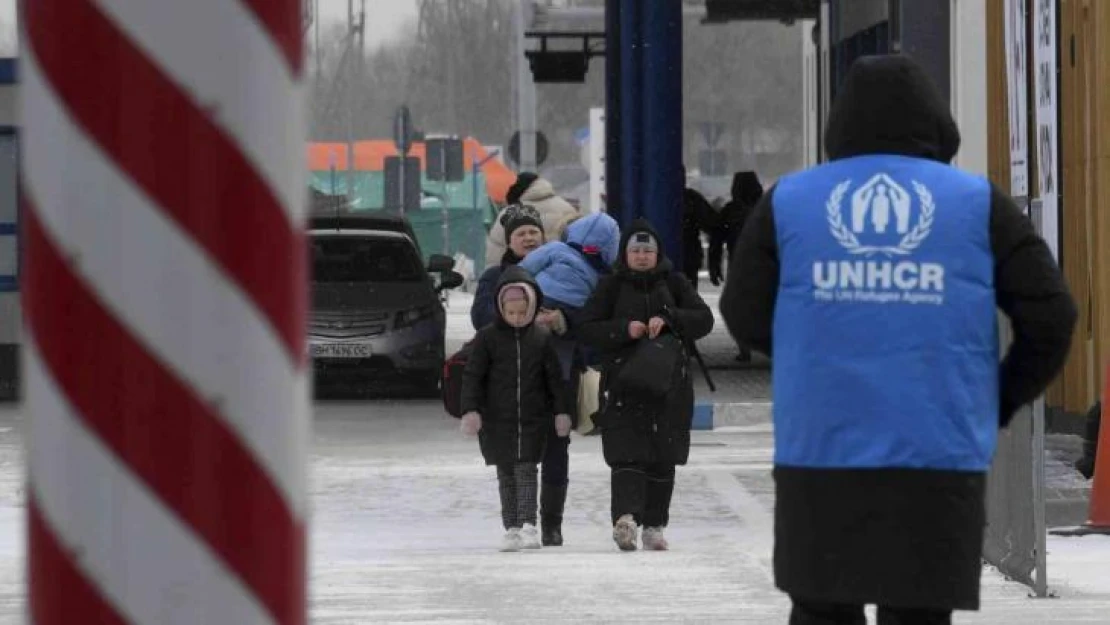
[500,203,544,243]
[506,172,539,205]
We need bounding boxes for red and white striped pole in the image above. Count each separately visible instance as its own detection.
[21,1,308,623]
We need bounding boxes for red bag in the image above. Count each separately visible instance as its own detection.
[441,340,474,418]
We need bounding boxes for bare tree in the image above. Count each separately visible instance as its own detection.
[310,0,515,144]
[307,3,802,177]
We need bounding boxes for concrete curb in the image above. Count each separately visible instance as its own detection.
[692,401,772,430]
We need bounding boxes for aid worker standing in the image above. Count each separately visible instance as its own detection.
[720,55,1077,625]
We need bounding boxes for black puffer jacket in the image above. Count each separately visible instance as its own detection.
[579,219,714,466]
[460,266,568,465]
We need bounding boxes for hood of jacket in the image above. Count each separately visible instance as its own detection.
[495,265,543,329]
[615,218,674,278]
[520,177,558,203]
[731,171,764,206]
[824,55,961,163]
[565,212,621,267]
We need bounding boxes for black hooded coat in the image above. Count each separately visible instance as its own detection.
[719,55,1077,610]
[460,266,568,465]
[578,220,714,466]
[708,171,764,282]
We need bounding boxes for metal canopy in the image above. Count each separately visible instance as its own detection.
[703,0,820,23]
[532,0,820,25]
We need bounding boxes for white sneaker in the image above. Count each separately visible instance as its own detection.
[500,528,523,552]
[613,514,638,551]
[642,526,669,551]
[520,524,542,549]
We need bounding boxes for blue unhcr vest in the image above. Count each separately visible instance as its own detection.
[772,154,998,471]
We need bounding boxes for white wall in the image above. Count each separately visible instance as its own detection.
[950,0,989,176]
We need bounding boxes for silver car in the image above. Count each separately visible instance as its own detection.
[309,218,462,396]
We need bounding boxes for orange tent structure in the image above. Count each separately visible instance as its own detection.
[306,138,516,204]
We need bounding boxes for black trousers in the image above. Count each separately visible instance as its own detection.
[610,462,675,526]
[541,425,569,486]
[541,365,578,487]
[789,599,952,625]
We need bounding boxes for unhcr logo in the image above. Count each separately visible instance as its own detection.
[813,174,945,306]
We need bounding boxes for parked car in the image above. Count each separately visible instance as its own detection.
[308,213,463,396]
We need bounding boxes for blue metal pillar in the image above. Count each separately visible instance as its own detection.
[617,0,642,230]
[640,1,684,267]
[604,0,622,223]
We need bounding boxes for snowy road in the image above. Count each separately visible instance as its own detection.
[1,401,1108,624]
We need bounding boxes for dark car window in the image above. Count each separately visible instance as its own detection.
[312,235,425,283]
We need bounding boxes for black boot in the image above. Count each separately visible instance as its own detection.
[540,484,567,546]
[1076,401,1101,480]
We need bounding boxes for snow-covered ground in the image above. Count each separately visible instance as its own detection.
[1,404,1108,623]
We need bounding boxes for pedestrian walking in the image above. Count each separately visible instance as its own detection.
[707,170,764,287]
[519,212,622,543]
[579,219,714,551]
[681,166,720,289]
[471,203,585,545]
[708,170,764,362]
[720,54,1077,624]
[460,267,571,552]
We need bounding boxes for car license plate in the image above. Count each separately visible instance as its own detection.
[311,343,372,359]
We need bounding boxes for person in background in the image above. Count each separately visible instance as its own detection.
[721,55,1076,624]
[681,166,720,289]
[708,170,765,362]
[485,172,579,269]
[515,211,621,545]
[708,170,764,287]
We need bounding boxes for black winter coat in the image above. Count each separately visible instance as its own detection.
[461,267,568,465]
[681,188,718,284]
[579,220,714,467]
[708,171,764,283]
[720,55,1077,611]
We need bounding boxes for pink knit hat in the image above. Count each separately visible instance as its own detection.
[500,285,528,305]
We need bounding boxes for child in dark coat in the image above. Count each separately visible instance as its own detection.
[460,266,571,551]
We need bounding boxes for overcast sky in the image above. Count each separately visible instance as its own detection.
[0,0,418,56]
[317,0,418,48]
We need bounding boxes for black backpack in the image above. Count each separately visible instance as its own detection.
[441,340,474,418]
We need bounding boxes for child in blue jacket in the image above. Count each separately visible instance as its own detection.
[518,212,620,313]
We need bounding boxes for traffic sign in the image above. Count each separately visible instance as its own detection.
[393,105,413,156]
[507,130,549,167]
